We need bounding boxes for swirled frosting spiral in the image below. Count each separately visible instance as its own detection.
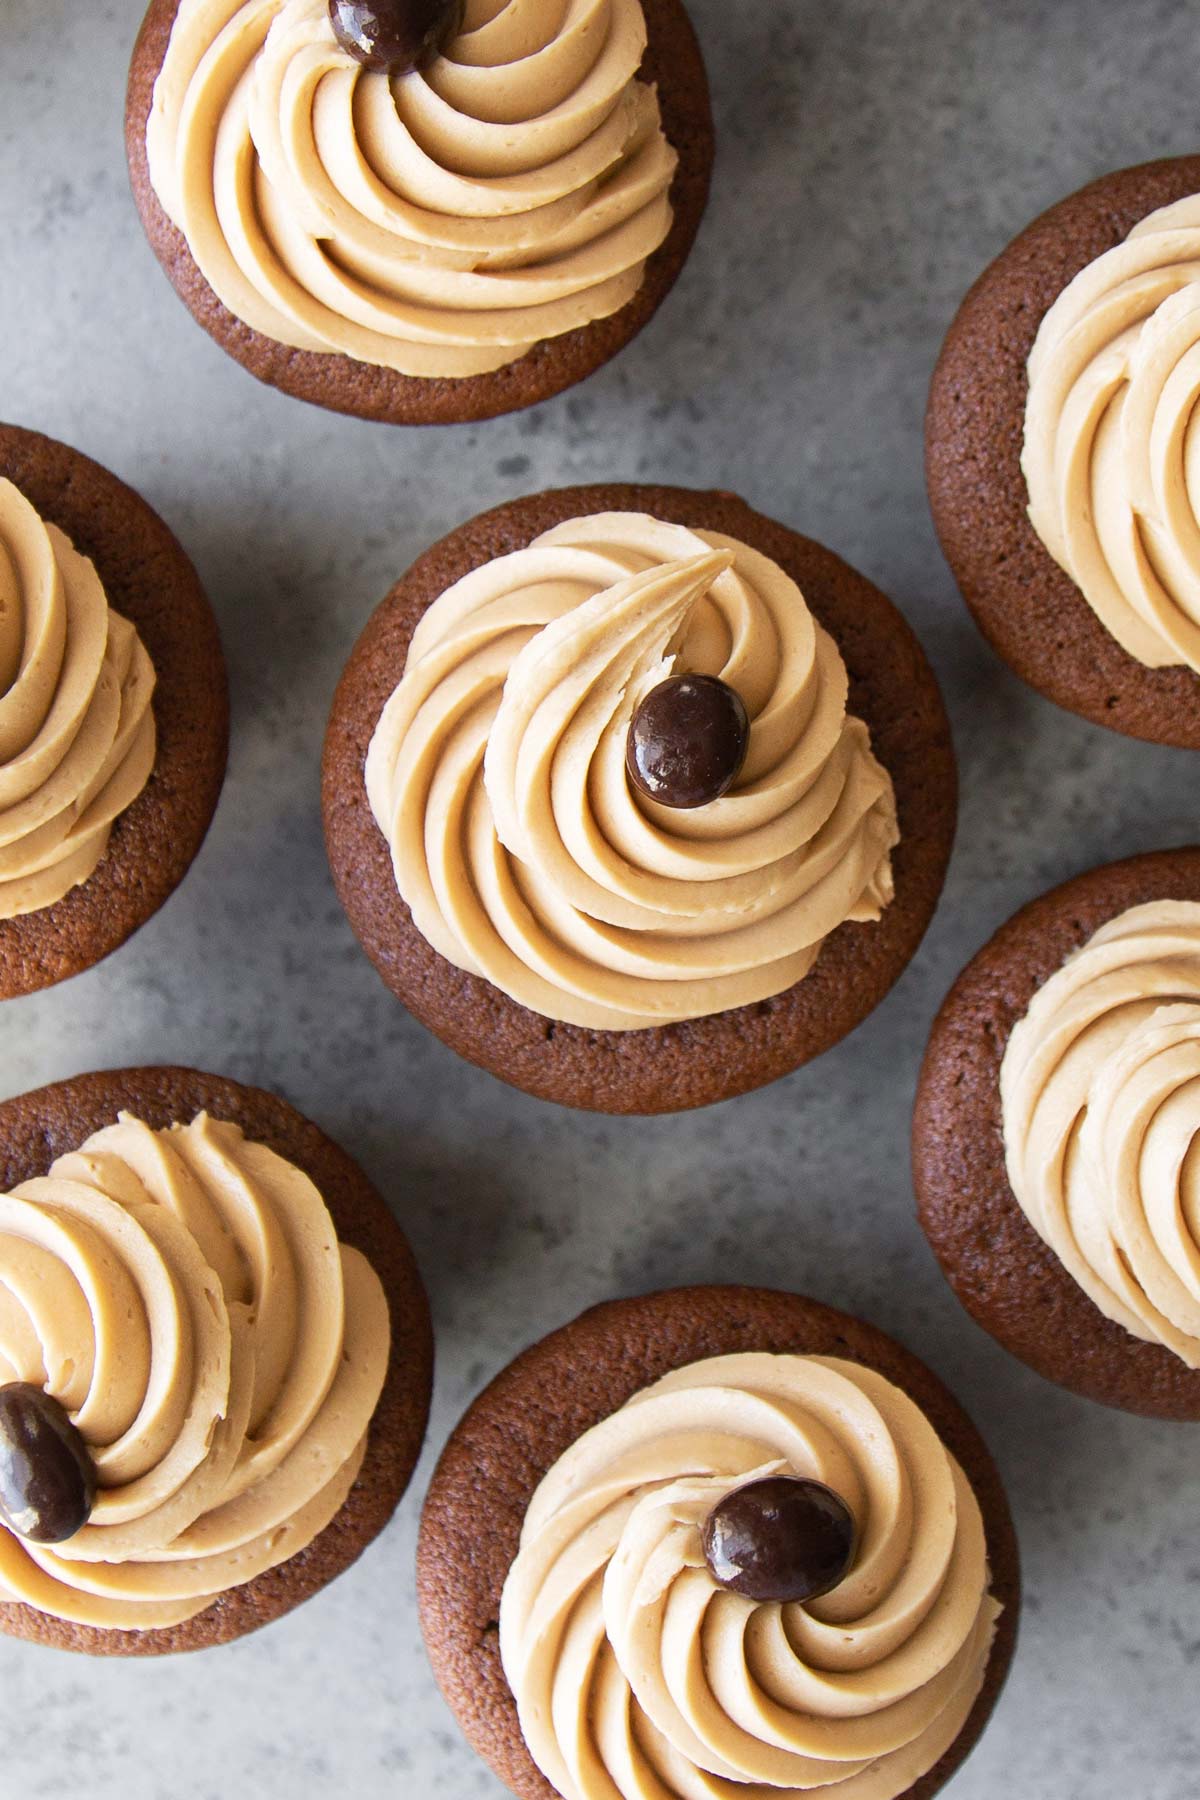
[1001,899,1200,1367]
[1023,194,1200,672]
[145,0,677,377]
[0,1111,391,1630]
[499,1351,1000,1800]
[365,512,899,1030]
[0,481,156,920]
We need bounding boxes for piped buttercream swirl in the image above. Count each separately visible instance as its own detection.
[0,481,156,920]
[499,1351,1000,1800]
[1023,193,1200,672]
[0,1111,390,1630]
[365,512,899,1030]
[1001,899,1200,1367]
[145,0,677,377]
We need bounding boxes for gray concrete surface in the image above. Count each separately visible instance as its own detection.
[2,1,1198,1795]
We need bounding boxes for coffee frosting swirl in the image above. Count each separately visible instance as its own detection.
[145,0,677,377]
[1023,194,1200,672]
[0,1112,390,1630]
[365,512,899,1030]
[1001,900,1200,1367]
[0,481,156,920]
[500,1352,1000,1800]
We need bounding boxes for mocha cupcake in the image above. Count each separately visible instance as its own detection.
[418,1285,1019,1800]
[323,484,957,1113]
[914,846,1200,1420]
[125,0,713,425]
[0,1064,433,1655]
[0,424,227,998]
[927,154,1200,746]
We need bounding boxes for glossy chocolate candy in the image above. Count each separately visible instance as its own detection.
[626,674,750,809]
[702,1475,857,1603]
[329,0,464,73]
[0,1383,96,1545]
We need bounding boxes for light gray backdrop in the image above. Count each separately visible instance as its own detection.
[3,2,1197,1796]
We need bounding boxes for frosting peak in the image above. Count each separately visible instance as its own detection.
[0,481,156,920]
[1001,899,1200,1366]
[365,512,899,1030]
[0,1111,390,1630]
[146,0,678,377]
[500,1352,1000,1800]
[1023,194,1200,672]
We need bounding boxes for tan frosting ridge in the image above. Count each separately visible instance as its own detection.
[0,481,156,920]
[145,0,678,377]
[365,512,899,1031]
[0,1111,391,1630]
[1023,194,1200,672]
[1001,899,1200,1367]
[499,1351,1000,1800]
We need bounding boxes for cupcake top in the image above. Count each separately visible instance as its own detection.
[145,0,678,378]
[499,1350,1000,1800]
[1001,900,1200,1368]
[0,1111,391,1631]
[1023,194,1200,674]
[0,481,156,920]
[364,511,899,1031]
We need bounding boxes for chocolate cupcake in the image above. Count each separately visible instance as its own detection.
[323,484,957,1114]
[125,0,713,425]
[927,155,1200,747]
[914,846,1200,1421]
[0,1064,433,1655]
[0,424,227,999]
[418,1285,1020,1800]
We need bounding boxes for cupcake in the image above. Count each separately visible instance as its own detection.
[418,1285,1019,1800]
[0,424,227,999]
[0,1064,433,1654]
[125,0,713,425]
[914,846,1200,1420]
[323,484,957,1113]
[927,155,1200,747]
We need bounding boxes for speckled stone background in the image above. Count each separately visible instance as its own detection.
[2,2,1197,1795]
